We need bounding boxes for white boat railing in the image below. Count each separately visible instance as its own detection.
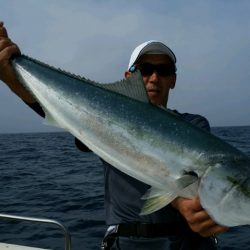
[0,213,71,250]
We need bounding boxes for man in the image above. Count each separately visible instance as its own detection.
[0,22,228,249]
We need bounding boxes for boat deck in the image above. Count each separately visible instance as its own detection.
[0,243,49,250]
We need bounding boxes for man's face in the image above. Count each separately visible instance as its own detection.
[126,54,176,107]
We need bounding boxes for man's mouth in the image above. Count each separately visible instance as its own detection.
[147,88,160,95]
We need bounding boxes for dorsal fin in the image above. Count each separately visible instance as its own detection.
[93,71,150,103]
[13,55,149,103]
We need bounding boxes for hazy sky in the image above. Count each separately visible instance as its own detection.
[0,0,249,134]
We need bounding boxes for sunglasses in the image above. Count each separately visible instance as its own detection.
[130,63,176,77]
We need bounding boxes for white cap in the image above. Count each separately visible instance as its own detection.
[128,40,176,70]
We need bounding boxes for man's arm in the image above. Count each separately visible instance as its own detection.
[0,22,35,103]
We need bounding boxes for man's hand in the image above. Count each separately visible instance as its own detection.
[171,197,229,237]
[0,22,21,84]
[0,21,34,103]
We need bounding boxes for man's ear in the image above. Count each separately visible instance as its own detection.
[124,71,132,79]
[170,74,177,89]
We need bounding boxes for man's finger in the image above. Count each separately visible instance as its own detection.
[0,38,12,50]
[191,209,212,222]
[0,45,20,61]
[0,24,8,37]
[199,224,229,237]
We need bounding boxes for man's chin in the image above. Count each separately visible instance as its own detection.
[148,93,161,105]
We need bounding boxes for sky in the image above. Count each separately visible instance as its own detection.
[0,0,250,134]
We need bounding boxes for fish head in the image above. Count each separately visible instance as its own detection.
[199,156,250,227]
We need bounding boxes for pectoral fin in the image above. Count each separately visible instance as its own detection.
[178,180,199,198]
[140,174,199,215]
[140,192,177,215]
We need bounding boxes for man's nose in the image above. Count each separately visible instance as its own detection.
[149,71,159,81]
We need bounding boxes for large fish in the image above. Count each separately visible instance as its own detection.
[12,55,250,227]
